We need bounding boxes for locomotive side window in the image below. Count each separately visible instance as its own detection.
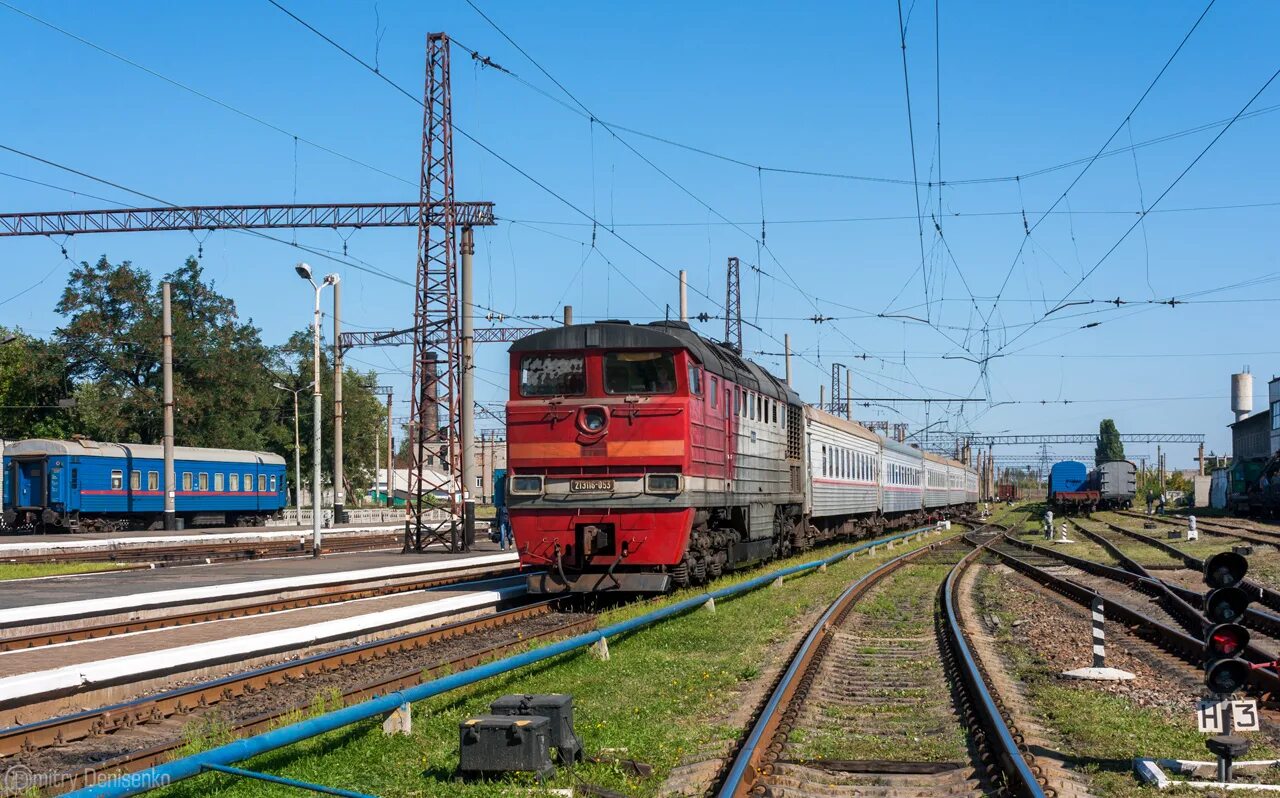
[111,470,123,490]
[688,365,703,396]
[603,351,676,394]
[520,354,586,396]
[710,376,718,408]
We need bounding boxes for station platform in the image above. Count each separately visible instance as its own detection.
[0,542,518,618]
[0,520,407,557]
[0,578,526,716]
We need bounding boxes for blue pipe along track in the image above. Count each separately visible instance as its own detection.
[69,523,945,798]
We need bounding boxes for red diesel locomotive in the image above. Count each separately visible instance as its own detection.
[506,319,975,593]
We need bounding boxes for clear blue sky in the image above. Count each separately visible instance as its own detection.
[2,1,1278,468]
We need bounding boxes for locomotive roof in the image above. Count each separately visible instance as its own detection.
[3,438,286,465]
[510,320,801,404]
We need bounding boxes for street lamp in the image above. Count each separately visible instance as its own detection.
[273,380,315,514]
[296,262,340,557]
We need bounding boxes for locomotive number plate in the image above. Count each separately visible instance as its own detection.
[570,479,614,492]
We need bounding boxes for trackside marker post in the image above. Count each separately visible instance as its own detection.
[1062,596,1134,681]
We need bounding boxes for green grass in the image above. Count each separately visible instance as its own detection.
[0,561,132,580]
[788,561,969,764]
[145,530,955,798]
[975,567,1278,798]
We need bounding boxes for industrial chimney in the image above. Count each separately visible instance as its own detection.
[1232,369,1254,423]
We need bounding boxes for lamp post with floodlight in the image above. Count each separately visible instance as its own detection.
[273,380,315,513]
[295,262,339,557]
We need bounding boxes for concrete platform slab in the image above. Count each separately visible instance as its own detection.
[0,522,407,557]
[0,582,525,709]
[0,544,518,618]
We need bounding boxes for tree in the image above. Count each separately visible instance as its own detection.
[0,328,76,439]
[275,330,387,504]
[1095,419,1125,465]
[54,256,278,448]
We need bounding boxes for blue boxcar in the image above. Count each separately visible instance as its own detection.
[1048,460,1088,498]
[3,438,287,532]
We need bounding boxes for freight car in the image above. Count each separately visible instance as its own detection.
[505,319,976,593]
[3,438,288,532]
[1048,460,1098,513]
[1094,459,1137,509]
[996,482,1021,502]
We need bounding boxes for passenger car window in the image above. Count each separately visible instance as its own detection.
[520,354,586,396]
[230,473,240,492]
[258,475,266,492]
[183,472,192,491]
[198,473,208,491]
[147,471,158,491]
[270,475,277,491]
[111,470,123,490]
[130,470,141,491]
[214,473,224,491]
[603,352,677,394]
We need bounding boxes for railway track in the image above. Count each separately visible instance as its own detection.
[984,525,1280,702]
[1111,509,1280,549]
[1,565,523,652]
[717,532,1043,798]
[1,600,594,796]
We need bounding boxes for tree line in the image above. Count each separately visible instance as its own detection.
[0,256,388,503]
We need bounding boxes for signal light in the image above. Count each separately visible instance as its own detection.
[1205,587,1252,624]
[1202,552,1253,695]
[1204,551,1249,589]
[1208,624,1250,658]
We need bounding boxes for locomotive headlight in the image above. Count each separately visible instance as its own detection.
[510,475,544,495]
[578,406,607,434]
[646,474,682,494]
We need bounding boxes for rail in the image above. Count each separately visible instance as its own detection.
[67,525,942,798]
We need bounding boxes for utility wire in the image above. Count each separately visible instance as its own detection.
[0,0,416,189]
[998,61,1280,355]
[985,0,1216,317]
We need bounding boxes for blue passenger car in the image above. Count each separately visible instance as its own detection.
[3,438,287,532]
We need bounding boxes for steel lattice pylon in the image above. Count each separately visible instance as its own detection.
[830,362,848,418]
[408,32,460,551]
[725,256,742,352]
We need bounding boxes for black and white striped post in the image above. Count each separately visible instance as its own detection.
[1063,596,1135,681]
[1091,596,1107,668]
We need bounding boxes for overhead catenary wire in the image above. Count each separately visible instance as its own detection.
[996,60,1280,356]
[984,0,1217,318]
